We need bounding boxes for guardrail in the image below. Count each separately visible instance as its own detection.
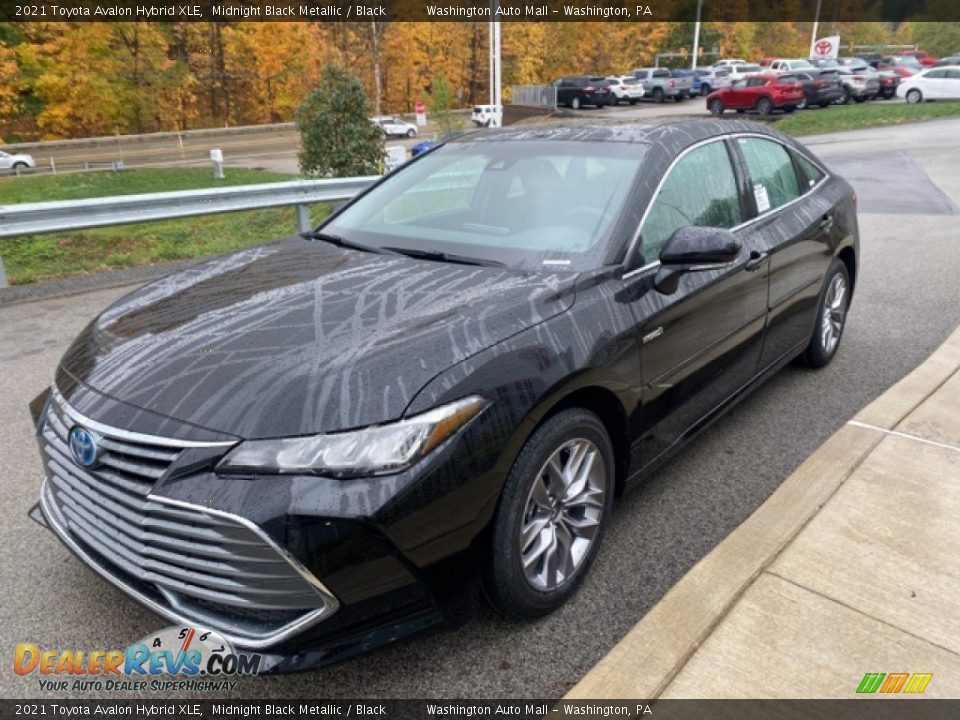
[0,176,379,288]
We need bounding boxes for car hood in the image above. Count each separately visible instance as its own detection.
[57,237,575,439]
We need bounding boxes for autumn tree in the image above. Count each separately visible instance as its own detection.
[296,65,383,178]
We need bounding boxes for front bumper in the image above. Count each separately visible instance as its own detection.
[31,384,507,670]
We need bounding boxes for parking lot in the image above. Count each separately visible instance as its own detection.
[1,118,958,699]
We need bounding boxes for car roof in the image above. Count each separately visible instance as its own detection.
[448,119,794,149]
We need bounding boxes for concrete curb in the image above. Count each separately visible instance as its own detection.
[566,325,960,699]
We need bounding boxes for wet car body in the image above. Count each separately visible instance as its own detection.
[30,121,858,671]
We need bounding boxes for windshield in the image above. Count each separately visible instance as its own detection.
[324,140,644,271]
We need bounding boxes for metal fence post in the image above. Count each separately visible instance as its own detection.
[0,254,8,288]
[296,204,311,233]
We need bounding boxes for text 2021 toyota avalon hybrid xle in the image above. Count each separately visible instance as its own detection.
[29,120,858,671]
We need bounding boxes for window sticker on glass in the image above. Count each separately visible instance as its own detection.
[754,184,771,213]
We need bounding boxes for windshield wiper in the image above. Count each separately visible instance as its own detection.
[381,246,505,268]
[305,230,383,254]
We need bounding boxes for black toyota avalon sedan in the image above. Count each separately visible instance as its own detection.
[30,120,858,670]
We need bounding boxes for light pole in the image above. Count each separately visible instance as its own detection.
[691,0,702,70]
[809,0,823,58]
[489,2,502,128]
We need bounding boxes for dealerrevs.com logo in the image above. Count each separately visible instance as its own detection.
[15,626,261,693]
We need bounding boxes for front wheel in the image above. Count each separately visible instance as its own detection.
[571,96,582,110]
[797,96,808,110]
[12,161,27,170]
[906,88,922,104]
[485,409,615,617]
[700,84,711,96]
[839,87,852,105]
[708,98,725,115]
[802,259,851,368]
[406,129,416,138]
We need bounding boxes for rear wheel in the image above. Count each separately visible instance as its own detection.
[802,259,851,368]
[756,96,773,116]
[700,83,711,96]
[628,98,637,105]
[906,88,922,104]
[797,96,808,110]
[708,98,725,115]
[571,96,582,110]
[485,409,615,617]
[839,87,852,104]
[653,87,664,103]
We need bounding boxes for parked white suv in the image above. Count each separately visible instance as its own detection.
[471,105,495,127]
[768,59,816,73]
[372,116,418,138]
[604,76,645,104]
[0,150,36,171]
[713,58,747,67]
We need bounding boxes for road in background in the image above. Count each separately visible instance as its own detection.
[1,119,957,699]
[0,101,710,178]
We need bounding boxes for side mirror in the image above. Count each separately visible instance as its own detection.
[654,226,742,294]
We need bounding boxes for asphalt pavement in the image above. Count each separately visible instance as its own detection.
[1,119,959,699]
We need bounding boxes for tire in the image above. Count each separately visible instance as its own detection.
[906,88,922,104]
[12,162,27,170]
[485,409,615,618]
[854,96,867,104]
[628,98,637,105]
[839,87,852,105]
[784,105,796,113]
[652,87,664,103]
[673,93,684,102]
[406,129,416,138]
[708,98,725,115]
[801,258,851,368]
[735,109,746,114]
[700,83,711,96]
[818,102,831,108]
[756,96,773,116]
[571,96,582,110]
[797,96,808,110]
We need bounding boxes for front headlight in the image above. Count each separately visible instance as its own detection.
[217,396,488,478]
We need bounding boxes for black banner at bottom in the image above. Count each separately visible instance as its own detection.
[2,700,959,720]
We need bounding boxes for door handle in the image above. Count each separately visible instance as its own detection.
[745,250,768,271]
[819,215,835,232]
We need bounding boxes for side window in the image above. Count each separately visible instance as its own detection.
[947,69,960,79]
[640,142,742,265]
[737,137,801,214]
[792,151,826,189]
[926,69,946,79]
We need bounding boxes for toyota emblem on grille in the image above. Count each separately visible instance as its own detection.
[69,426,101,468]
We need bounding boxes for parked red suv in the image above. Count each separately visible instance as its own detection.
[706,73,804,116]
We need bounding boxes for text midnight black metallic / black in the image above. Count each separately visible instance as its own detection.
[29,120,859,671]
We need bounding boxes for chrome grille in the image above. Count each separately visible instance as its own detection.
[39,388,339,647]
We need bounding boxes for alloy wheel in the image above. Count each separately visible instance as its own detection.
[519,439,606,591]
[820,273,847,356]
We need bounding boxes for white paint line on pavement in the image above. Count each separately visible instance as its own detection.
[847,419,960,454]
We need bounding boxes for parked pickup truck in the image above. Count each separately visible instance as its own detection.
[630,67,687,102]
